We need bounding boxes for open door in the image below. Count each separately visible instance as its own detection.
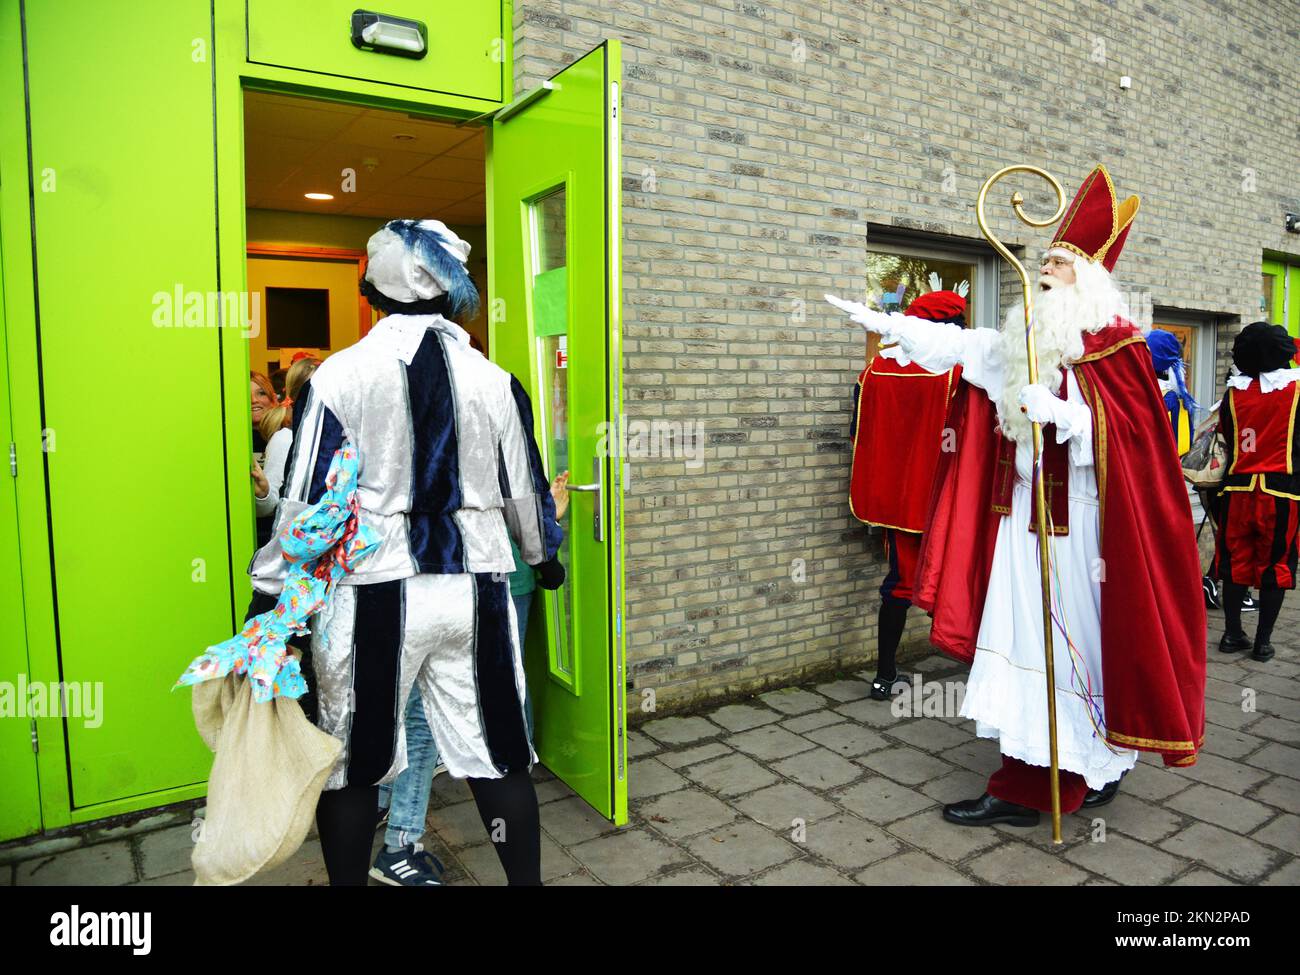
[487,42,626,824]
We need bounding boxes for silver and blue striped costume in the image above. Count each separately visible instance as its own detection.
[249,313,562,787]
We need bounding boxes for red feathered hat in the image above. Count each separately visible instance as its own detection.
[904,290,966,323]
[1049,164,1140,273]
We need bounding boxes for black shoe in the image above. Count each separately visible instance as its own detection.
[870,673,908,701]
[1082,770,1126,808]
[942,793,1039,828]
[369,843,445,887]
[1218,631,1252,653]
[1202,576,1221,610]
[1252,641,1275,662]
[1242,592,1258,612]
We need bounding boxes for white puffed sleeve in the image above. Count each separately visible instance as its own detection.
[892,321,1006,393]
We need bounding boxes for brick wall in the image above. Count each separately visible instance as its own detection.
[510,0,1300,712]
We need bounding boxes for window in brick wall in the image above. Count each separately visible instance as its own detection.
[865,230,1000,330]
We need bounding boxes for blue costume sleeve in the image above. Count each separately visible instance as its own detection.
[499,375,563,564]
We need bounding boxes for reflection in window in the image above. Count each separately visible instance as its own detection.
[865,251,976,318]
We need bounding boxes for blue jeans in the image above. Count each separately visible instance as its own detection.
[378,589,535,849]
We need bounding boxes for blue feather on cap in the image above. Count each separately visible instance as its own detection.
[386,219,480,321]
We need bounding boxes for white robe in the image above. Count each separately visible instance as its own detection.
[890,324,1138,789]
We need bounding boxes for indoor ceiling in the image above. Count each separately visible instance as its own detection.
[243,91,485,225]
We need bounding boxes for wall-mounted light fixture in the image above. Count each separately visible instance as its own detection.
[1286,212,1300,234]
[305,192,334,201]
[350,10,428,59]
[1119,75,1132,90]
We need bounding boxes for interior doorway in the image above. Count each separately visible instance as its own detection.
[241,89,489,386]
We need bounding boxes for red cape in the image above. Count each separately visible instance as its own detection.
[850,357,960,531]
[914,322,1207,767]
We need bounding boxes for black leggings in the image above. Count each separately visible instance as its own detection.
[316,769,541,886]
[1224,582,1286,646]
[875,598,909,681]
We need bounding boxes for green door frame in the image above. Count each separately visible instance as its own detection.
[211,0,516,644]
[215,14,624,824]
[1262,255,1298,338]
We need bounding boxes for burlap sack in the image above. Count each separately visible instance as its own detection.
[191,674,341,886]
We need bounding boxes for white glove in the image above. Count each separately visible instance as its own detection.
[1018,383,1091,445]
[1017,384,1060,425]
[956,280,970,298]
[927,271,942,293]
[824,294,908,342]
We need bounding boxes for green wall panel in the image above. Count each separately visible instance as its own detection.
[247,0,504,104]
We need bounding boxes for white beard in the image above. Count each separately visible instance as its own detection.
[994,270,1124,444]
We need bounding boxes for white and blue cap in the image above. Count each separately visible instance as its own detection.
[364,218,478,317]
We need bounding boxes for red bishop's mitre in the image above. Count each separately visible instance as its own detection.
[1049,164,1140,273]
[904,290,966,322]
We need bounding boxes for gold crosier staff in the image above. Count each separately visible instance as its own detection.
[975,166,1068,844]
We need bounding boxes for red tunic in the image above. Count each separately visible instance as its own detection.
[1221,380,1300,496]
[849,353,961,532]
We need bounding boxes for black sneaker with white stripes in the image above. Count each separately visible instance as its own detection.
[369,842,446,886]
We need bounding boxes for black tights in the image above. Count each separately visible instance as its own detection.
[1224,583,1286,647]
[467,772,541,885]
[315,769,541,886]
[875,598,909,682]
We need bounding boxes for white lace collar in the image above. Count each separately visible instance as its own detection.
[1226,367,1300,394]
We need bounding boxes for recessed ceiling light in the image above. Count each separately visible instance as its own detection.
[304,192,334,201]
[392,133,417,141]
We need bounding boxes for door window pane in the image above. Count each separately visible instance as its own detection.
[529,186,577,685]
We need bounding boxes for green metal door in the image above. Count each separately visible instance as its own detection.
[17,0,224,814]
[487,42,627,824]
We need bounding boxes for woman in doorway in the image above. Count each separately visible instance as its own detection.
[251,356,321,547]
[250,371,277,458]
[249,218,563,886]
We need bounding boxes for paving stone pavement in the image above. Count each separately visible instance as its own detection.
[2,598,1297,886]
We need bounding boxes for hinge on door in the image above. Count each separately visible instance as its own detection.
[30,719,38,753]
[8,442,15,477]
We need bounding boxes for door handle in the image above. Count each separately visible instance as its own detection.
[565,456,603,542]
